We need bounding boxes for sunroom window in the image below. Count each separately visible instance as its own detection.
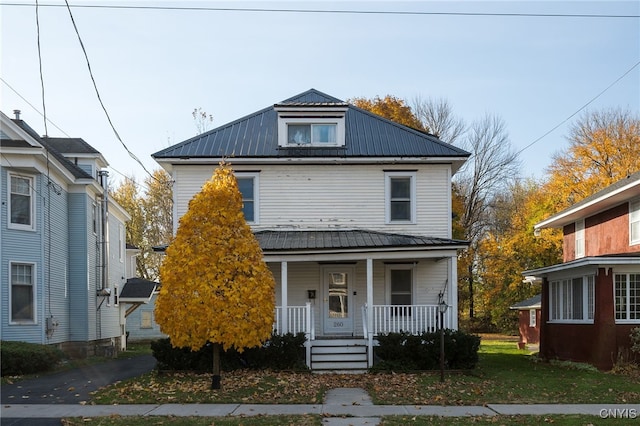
[630,199,640,246]
[549,275,594,322]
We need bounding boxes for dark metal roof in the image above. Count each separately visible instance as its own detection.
[152,89,470,160]
[11,120,93,179]
[510,294,541,310]
[255,229,468,251]
[120,278,157,300]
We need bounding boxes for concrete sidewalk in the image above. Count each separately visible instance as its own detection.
[2,402,638,418]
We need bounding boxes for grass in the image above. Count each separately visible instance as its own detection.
[60,338,640,425]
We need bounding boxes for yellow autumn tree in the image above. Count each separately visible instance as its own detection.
[155,162,275,389]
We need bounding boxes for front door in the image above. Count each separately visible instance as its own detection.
[323,266,354,335]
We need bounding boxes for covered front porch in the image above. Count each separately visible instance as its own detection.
[255,229,465,371]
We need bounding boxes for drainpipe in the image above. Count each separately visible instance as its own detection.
[98,170,110,296]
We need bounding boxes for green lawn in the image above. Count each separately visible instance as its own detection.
[65,338,639,425]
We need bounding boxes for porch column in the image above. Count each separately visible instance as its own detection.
[366,258,374,367]
[281,261,288,334]
[449,256,458,330]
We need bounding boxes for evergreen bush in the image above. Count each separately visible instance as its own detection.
[1,341,65,376]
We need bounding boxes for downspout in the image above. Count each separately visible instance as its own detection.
[98,170,110,295]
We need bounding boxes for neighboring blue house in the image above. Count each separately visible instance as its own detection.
[1,110,130,358]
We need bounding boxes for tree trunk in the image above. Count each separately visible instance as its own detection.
[211,343,221,389]
[468,263,475,319]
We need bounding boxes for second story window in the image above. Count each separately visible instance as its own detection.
[236,173,259,224]
[575,219,585,258]
[288,123,337,144]
[385,172,416,223]
[630,200,640,246]
[9,173,34,230]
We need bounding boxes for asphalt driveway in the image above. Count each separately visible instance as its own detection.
[1,354,156,405]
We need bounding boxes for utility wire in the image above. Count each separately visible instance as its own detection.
[1,2,638,18]
[61,0,157,181]
[515,60,640,156]
[34,0,48,137]
[1,77,71,137]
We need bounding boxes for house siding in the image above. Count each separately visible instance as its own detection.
[172,163,451,238]
[67,192,91,342]
[1,170,44,343]
[562,203,638,261]
[125,294,167,341]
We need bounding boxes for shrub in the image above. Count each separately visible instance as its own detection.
[151,332,307,372]
[373,329,480,371]
[1,341,65,376]
[631,327,640,355]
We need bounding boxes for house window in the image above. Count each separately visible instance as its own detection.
[529,309,537,327]
[275,108,347,148]
[10,262,35,323]
[549,275,594,322]
[385,172,416,223]
[288,123,337,145]
[236,173,259,224]
[575,219,585,258]
[615,273,640,322]
[119,224,125,262]
[9,173,34,230]
[92,202,99,235]
[387,265,414,315]
[141,311,153,329]
[630,200,640,246]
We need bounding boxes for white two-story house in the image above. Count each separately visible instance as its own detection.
[1,110,129,358]
[152,89,470,370]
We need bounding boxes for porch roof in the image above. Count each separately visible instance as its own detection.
[255,229,467,251]
[523,252,640,277]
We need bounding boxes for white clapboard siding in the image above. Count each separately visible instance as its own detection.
[172,163,451,237]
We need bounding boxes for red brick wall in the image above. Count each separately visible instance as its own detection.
[562,203,638,261]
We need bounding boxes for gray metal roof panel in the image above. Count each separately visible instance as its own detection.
[120,278,157,300]
[254,229,468,251]
[152,89,470,160]
[510,294,541,310]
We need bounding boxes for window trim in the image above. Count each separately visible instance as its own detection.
[118,224,125,263]
[630,199,640,246]
[8,172,35,231]
[548,275,594,324]
[575,219,585,258]
[529,309,537,327]
[277,116,346,148]
[385,264,416,307]
[385,172,417,224]
[235,172,259,225]
[615,272,640,323]
[9,261,37,324]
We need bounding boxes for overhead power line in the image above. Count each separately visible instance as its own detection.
[516,60,640,156]
[61,0,157,181]
[1,2,638,18]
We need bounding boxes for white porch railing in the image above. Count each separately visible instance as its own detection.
[365,304,451,335]
[274,304,315,340]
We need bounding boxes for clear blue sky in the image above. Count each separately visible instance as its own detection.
[1,1,638,187]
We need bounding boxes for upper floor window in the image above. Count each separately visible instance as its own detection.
[288,123,337,144]
[549,275,594,322]
[385,172,416,223]
[615,273,640,322]
[630,199,640,246]
[275,105,347,148]
[575,219,585,258]
[236,173,259,224]
[10,262,36,323]
[9,173,34,230]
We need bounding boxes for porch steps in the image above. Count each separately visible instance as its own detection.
[311,338,368,372]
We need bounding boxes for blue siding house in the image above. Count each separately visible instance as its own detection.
[1,110,130,358]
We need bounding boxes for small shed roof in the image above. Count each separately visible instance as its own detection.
[510,294,541,310]
[119,278,157,303]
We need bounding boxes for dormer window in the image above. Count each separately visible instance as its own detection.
[275,104,347,148]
